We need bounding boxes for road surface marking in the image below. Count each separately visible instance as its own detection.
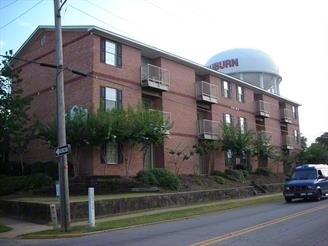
[190,203,328,246]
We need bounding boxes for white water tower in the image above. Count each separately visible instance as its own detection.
[206,48,282,95]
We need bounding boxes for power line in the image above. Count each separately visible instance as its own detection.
[84,0,130,23]
[67,4,128,35]
[143,0,174,16]
[0,0,19,10]
[0,54,135,88]
[0,0,45,30]
[0,54,87,76]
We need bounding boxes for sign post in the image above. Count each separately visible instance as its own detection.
[54,0,70,232]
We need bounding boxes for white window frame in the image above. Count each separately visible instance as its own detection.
[222,81,231,98]
[239,117,247,134]
[103,141,119,164]
[104,87,117,111]
[224,113,233,125]
[101,39,122,67]
[236,85,245,102]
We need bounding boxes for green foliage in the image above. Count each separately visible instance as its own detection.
[254,167,273,176]
[0,51,33,174]
[213,175,226,184]
[36,103,173,177]
[0,174,53,196]
[193,139,221,175]
[193,139,221,156]
[296,133,328,164]
[136,169,157,186]
[0,223,12,233]
[221,123,254,169]
[225,169,247,181]
[316,132,328,149]
[25,161,60,179]
[252,133,277,168]
[136,168,180,190]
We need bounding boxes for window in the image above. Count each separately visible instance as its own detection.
[294,129,300,143]
[102,142,123,164]
[100,87,122,111]
[225,150,233,168]
[100,39,122,67]
[292,106,298,119]
[239,117,247,134]
[224,113,233,125]
[221,81,231,98]
[103,142,118,164]
[236,85,245,102]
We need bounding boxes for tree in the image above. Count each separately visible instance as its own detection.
[167,143,194,175]
[297,143,328,164]
[38,104,172,177]
[0,51,33,175]
[65,106,89,177]
[38,106,113,177]
[138,108,172,169]
[316,132,328,149]
[110,105,172,176]
[296,132,328,166]
[221,123,254,170]
[193,139,221,175]
[252,133,277,168]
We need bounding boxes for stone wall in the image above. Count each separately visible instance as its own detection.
[0,184,283,224]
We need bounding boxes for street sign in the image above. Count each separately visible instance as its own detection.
[55,144,71,157]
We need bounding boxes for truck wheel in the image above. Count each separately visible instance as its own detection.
[285,197,292,203]
[315,191,322,201]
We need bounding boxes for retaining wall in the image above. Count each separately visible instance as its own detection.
[0,183,283,224]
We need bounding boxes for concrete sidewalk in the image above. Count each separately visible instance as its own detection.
[0,201,222,239]
[0,217,52,239]
[0,205,198,239]
[0,194,280,239]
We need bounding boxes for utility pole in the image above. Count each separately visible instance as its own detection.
[54,0,70,232]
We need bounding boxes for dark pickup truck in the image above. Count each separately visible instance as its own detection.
[283,164,328,203]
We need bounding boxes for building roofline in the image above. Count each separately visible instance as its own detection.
[15,25,301,106]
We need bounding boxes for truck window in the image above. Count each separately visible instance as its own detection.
[292,169,317,180]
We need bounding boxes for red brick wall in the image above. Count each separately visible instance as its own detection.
[15,28,300,176]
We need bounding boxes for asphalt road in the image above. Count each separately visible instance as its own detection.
[4,198,328,246]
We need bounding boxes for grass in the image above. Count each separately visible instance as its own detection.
[0,223,12,233]
[0,193,161,203]
[22,194,283,239]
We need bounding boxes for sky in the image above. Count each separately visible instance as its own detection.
[0,0,327,145]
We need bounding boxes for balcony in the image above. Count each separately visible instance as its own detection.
[255,100,270,117]
[282,135,294,150]
[141,64,170,91]
[280,108,293,123]
[197,119,220,140]
[195,81,218,104]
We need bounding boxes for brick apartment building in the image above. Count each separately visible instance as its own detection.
[13,25,301,176]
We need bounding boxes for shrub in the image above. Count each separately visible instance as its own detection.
[214,176,226,184]
[210,170,225,176]
[225,169,245,181]
[136,168,180,190]
[254,167,272,176]
[0,174,53,196]
[242,170,250,178]
[136,169,158,186]
[27,173,53,189]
